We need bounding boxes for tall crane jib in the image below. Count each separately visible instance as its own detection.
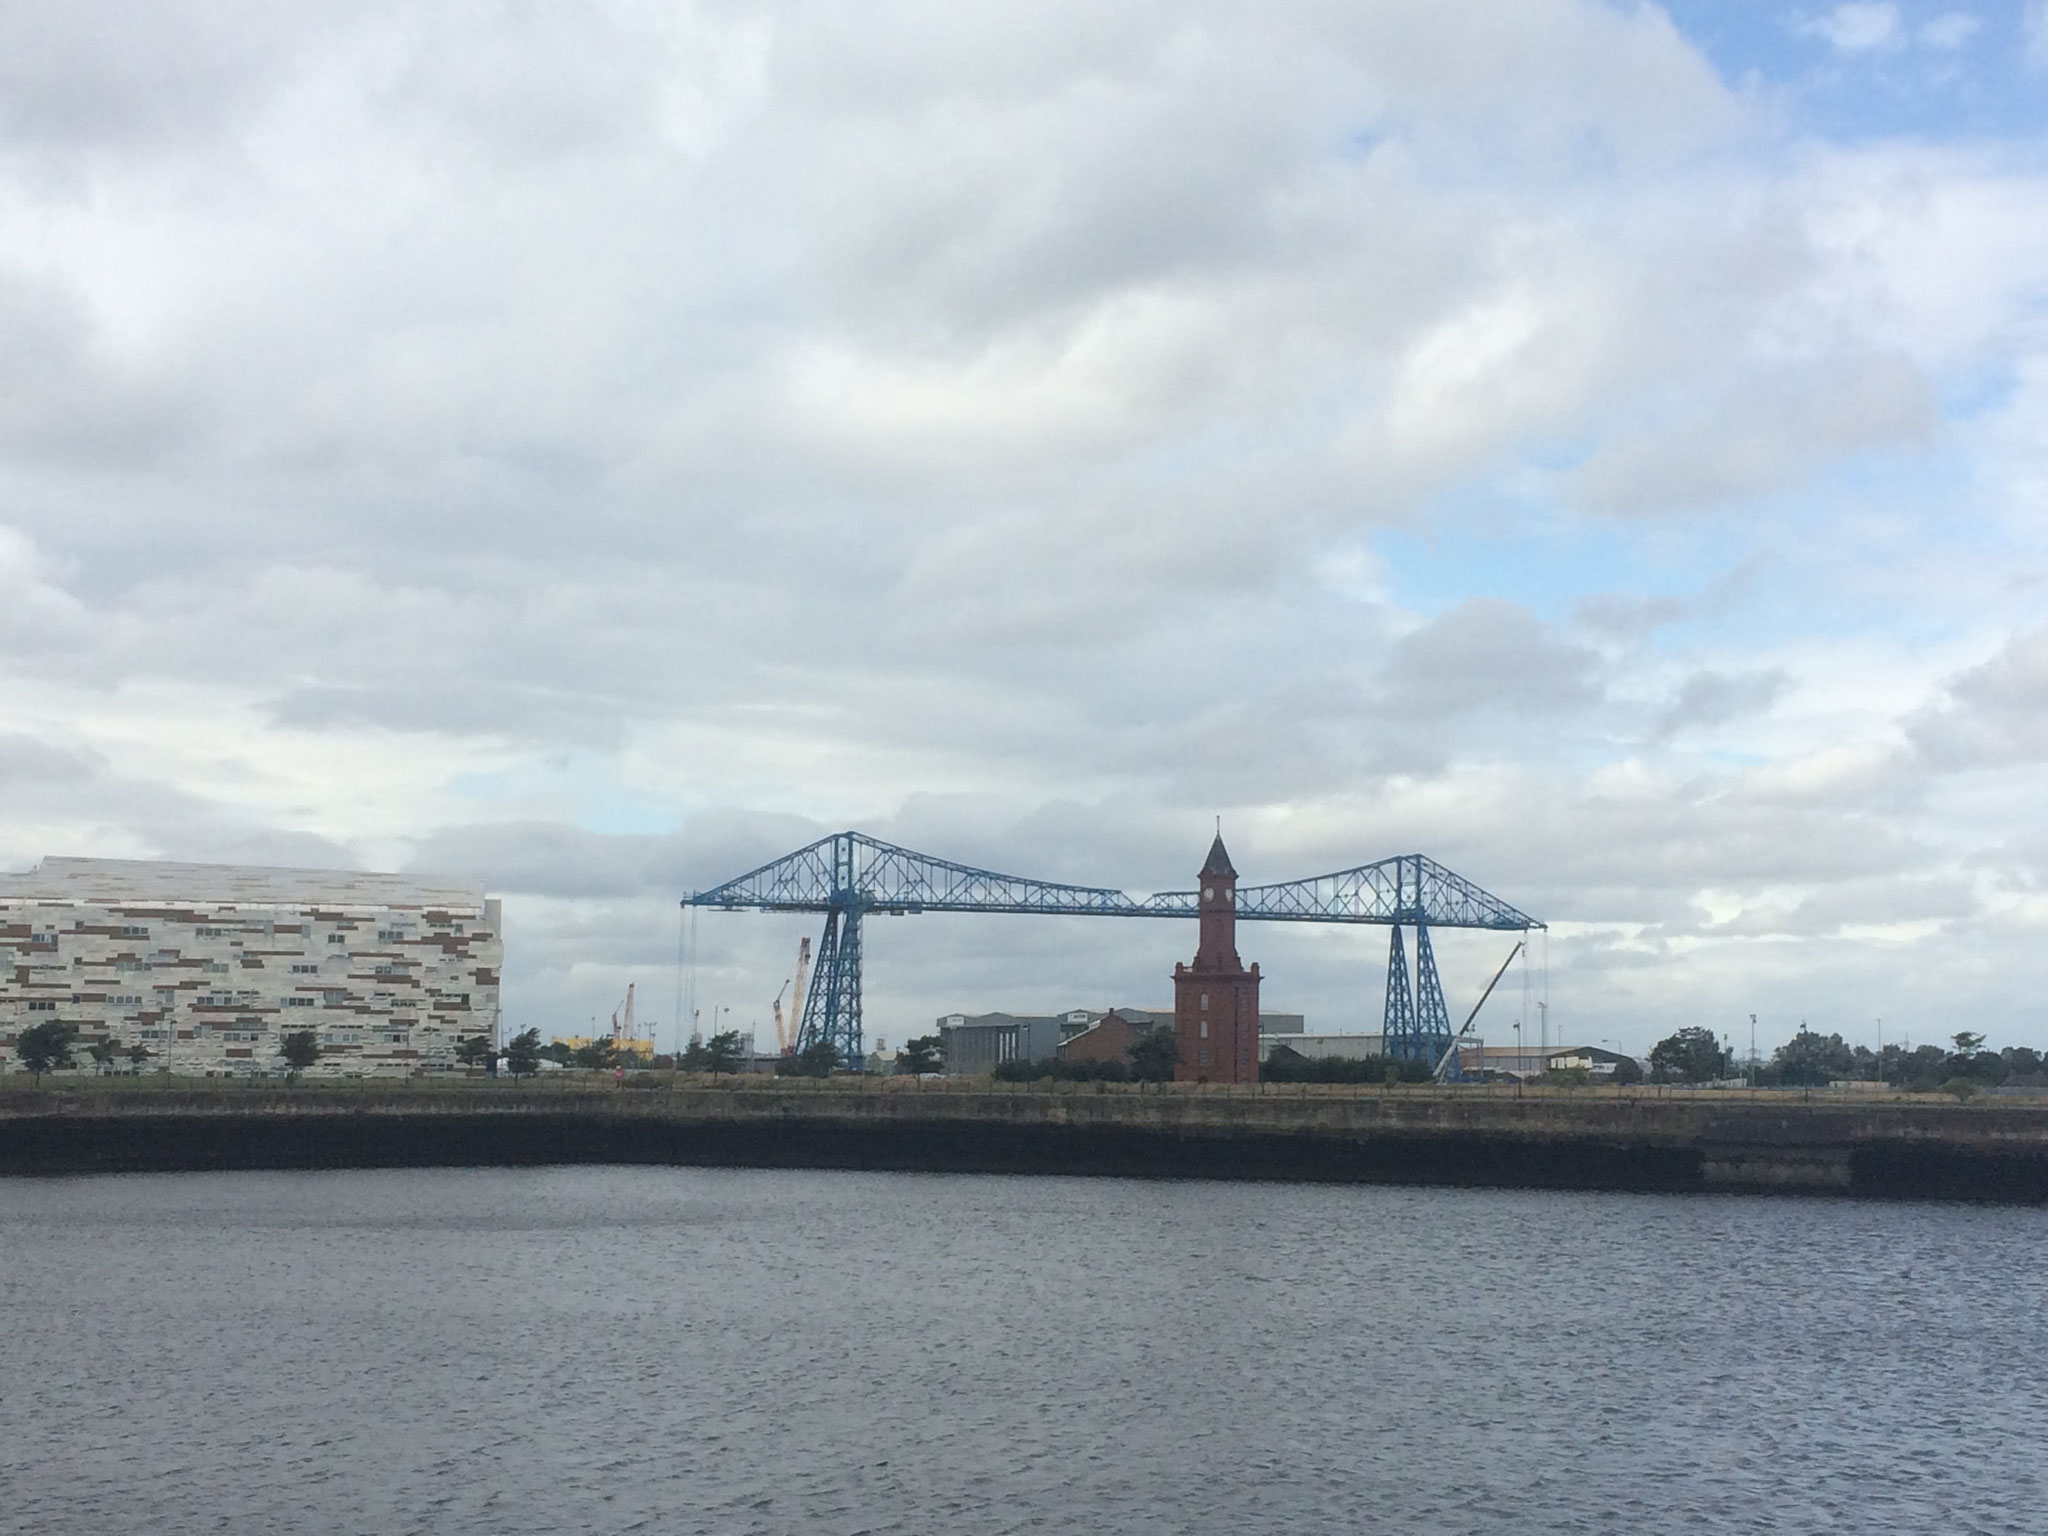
[687,831,1541,1075]
[788,936,812,1057]
[611,982,635,1047]
[772,935,814,1056]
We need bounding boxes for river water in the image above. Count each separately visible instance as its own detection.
[0,1168,2040,1534]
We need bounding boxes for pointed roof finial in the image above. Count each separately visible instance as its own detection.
[1201,830,1236,880]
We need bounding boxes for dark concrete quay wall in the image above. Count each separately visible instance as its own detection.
[2,1087,2045,1202]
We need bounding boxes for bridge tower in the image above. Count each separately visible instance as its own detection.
[1173,833,1261,1084]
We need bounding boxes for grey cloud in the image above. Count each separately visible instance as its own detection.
[402,810,829,901]
[0,271,193,463]
[0,1,324,152]
[269,682,632,752]
[1573,559,1765,639]
[1909,625,2048,768]
[1656,668,1789,737]
[1380,599,1602,721]
[1563,351,1937,514]
[0,733,101,783]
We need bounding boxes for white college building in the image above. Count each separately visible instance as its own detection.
[0,858,501,1077]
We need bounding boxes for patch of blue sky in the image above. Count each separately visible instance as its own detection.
[1372,481,1757,630]
[1373,435,2000,652]
[444,761,684,836]
[1936,359,2029,421]
[1654,1,2048,142]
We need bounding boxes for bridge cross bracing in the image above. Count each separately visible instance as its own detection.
[687,831,1542,1074]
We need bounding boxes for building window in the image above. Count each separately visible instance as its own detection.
[327,934,346,944]
[1198,1049,1209,1066]
[1200,993,1208,1009]
[1199,1018,1209,1039]
[26,1000,56,1012]
[285,996,315,1007]
[290,964,318,974]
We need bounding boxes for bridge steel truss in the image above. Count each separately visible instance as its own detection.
[687,832,1541,1074]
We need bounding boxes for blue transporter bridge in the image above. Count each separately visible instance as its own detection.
[687,832,1541,1075]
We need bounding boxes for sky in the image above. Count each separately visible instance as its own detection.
[3,1,2047,1060]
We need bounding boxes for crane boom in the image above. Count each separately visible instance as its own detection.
[771,978,791,1054]
[1432,941,1524,1084]
[786,936,812,1055]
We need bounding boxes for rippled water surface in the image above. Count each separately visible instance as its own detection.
[1,1168,2042,1534]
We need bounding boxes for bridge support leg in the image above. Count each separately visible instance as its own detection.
[1413,920,1460,1080]
[797,903,865,1070]
[1382,925,1416,1059]
[1382,922,1457,1071]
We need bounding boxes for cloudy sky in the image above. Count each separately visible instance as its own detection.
[3,1,2046,1058]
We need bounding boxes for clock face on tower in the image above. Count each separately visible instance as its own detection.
[1204,887,1214,901]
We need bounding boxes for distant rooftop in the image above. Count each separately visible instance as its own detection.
[0,856,486,911]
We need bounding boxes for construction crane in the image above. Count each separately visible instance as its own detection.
[771,978,792,1054]
[611,982,635,1053]
[785,935,812,1056]
[1433,941,1524,1084]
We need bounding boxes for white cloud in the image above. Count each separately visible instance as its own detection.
[1795,4,1905,53]
[1919,12,1981,49]
[0,2,2045,1051]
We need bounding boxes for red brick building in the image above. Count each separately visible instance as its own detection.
[1057,1008,1151,1065]
[1173,835,1261,1083]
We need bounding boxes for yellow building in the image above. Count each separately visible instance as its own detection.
[556,1035,655,1062]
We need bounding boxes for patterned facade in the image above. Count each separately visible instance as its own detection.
[0,858,501,1077]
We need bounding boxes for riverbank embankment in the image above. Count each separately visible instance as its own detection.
[3,1078,2045,1200]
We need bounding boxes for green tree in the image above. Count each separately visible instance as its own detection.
[895,1034,944,1075]
[1952,1031,1986,1054]
[1647,1027,1728,1084]
[278,1028,320,1081]
[677,1036,710,1072]
[1767,1026,1855,1087]
[702,1029,744,1075]
[1945,1042,2006,1086]
[1127,1026,1179,1083]
[542,1039,573,1067]
[15,1019,79,1081]
[454,1034,495,1071]
[1900,1043,1948,1090]
[86,1038,119,1076]
[126,1042,151,1072]
[1609,1055,1644,1086]
[571,1037,618,1072]
[505,1027,542,1077]
[775,1038,842,1077]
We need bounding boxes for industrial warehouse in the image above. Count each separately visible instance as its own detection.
[0,858,501,1077]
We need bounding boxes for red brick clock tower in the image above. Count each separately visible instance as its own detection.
[1173,833,1261,1083]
